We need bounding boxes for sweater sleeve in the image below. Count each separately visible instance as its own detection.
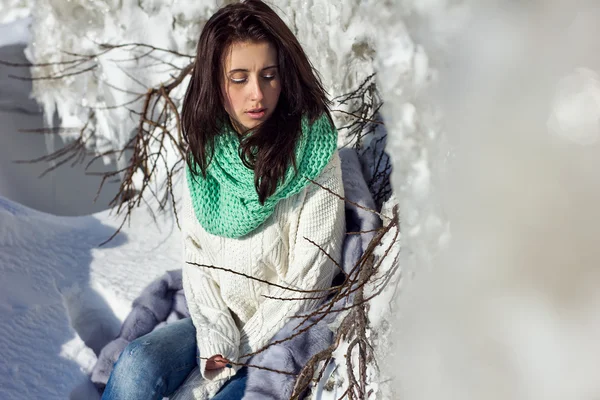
[238,153,346,360]
[182,182,241,381]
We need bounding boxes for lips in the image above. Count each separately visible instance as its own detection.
[246,108,266,119]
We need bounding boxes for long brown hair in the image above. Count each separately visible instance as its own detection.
[181,0,332,204]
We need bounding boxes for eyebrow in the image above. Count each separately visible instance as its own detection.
[228,65,278,74]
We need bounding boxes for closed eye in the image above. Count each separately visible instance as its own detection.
[230,75,277,84]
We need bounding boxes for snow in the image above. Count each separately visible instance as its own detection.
[547,67,600,146]
[0,1,31,25]
[0,192,183,399]
[386,1,600,400]
[0,17,30,47]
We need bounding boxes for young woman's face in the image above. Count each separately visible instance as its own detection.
[221,40,281,132]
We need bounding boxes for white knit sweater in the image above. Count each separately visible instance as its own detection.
[180,150,346,388]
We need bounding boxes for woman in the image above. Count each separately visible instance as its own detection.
[102,0,345,398]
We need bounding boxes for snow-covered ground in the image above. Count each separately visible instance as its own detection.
[0,194,183,399]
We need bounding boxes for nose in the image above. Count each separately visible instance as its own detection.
[249,77,264,102]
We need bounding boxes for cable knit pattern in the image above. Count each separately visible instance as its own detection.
[186,113,337,238]
[180,151,345,397]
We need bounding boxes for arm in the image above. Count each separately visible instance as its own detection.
[181,182,240,381]
[238,153,346,359]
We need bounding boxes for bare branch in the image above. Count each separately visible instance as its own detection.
[97,42,195,59]
[9,64,97,81]
[197,357,298,376]
[186,261,341,294]
[332,109,383,125]
[0,57,90,68]
[308,177,391,221]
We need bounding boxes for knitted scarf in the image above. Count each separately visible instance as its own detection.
[186,113,337,238]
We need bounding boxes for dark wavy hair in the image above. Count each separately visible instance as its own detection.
[181,0,332,204]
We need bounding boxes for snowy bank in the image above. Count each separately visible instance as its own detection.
[0,193,183,399]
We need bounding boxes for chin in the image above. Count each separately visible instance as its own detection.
[240,117,268,131]
[244,120,262,129]
[234,112,273,131]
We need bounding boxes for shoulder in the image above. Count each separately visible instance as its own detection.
[276,150,343,219]
[292,150,344,223]
[309,150,343,195]
[288,149,345,248]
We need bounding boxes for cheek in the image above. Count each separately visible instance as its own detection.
[231,89,247,110]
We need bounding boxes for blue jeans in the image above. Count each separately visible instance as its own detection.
[102,318,247,399]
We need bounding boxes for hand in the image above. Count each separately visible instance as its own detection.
[205,354,230,371]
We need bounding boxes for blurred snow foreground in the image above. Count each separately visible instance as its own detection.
[3,0,600,399]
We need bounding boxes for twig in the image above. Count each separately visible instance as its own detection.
[186,261,341,294]
[10,64,97,81]
[197,357,298,376]
[308,178,390,221]
[332,109,383,125]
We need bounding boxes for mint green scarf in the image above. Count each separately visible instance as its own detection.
[186,113,337,238]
